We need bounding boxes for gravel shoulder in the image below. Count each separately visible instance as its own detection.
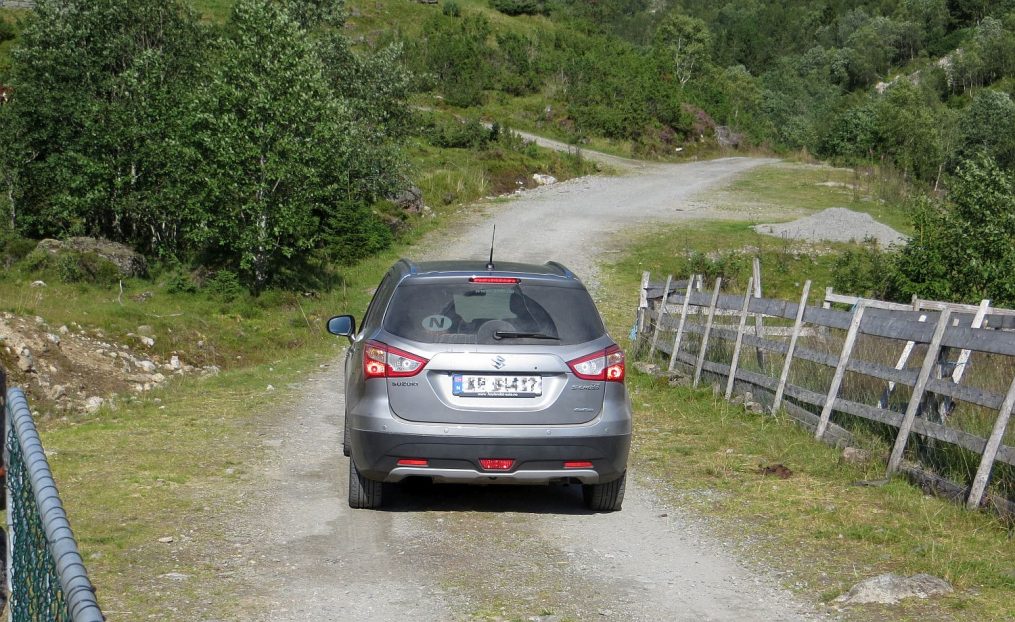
[232,154,834,621]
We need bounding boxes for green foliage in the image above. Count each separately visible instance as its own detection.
[205,269,245,301]
[890,155,1015,305]
[55,252,121,285]
[490,0,546,16]
[442,1,461,18]
[0,20,15,45]
[955,89,1015,169]
[415,13,493,107]
[1,0,409,292]
[831,238,893,299]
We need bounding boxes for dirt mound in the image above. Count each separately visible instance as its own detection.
[754,207,906,246]
[0,311,217,415]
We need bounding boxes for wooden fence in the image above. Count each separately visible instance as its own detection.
[636,272,1015,516]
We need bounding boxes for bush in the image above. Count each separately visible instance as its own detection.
[205,270,245,302]
[0,20,16,45]
[55,251,121,285]
[490,0,546,16]
[165,272,199,294]
[831,238,893,299]
[442,0,461,17]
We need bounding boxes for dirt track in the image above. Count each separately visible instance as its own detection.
[236,155,832,621]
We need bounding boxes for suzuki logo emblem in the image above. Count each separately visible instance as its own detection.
[492,355,506,370]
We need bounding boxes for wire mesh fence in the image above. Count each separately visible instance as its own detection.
[3,375,103,622]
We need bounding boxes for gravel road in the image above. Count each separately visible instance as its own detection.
[237,155,832,621]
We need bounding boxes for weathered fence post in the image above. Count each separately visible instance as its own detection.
[752,257,766,369]
[815,302,867,439]
[967,374,1015,509]
[649,275,673,359]
[772,280,811,414]
[725,278,754,400]
[693,278,722,389]
[938,299,991,421]
[879,308,927,410]
[887,310,953,475]
[668,278,695,372]
[636,271,650,337]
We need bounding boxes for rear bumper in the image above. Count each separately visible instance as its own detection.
[350,429,631,484]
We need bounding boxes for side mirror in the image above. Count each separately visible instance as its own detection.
[327,315,356,341]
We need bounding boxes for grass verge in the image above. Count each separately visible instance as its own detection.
[594,199,1014,622]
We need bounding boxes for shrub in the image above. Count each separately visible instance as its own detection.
[490,0,546,16]
[205,270,245,302]
[55,251,121,284]
[442,0,461,17]
[831,238,893,299]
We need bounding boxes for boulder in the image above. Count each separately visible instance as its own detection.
[835,573,953,605]
[36,237,147,278]
[389,185,427,214]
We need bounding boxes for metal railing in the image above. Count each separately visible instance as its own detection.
[2,369,103,622]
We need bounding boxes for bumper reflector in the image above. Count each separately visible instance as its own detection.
[479,458,515,471]
[564,461,594,469]
[397,458,429,467]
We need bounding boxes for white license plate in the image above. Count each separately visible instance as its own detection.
[452,374,542,397]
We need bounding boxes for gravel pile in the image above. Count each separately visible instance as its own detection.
[754,207,906,246]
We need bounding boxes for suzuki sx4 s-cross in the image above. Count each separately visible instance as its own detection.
[327,260,632,511]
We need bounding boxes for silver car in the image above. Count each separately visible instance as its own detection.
[328,260,632,511]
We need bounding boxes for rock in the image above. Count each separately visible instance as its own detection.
[389,185,427,214]
[17,348,34,372]
[140,336,155,347]
[161,572,189,581]
[841,446,871,465]
[633,362,661,376]
[266,384,276,392]
[169,355,182,371]
[47,385,67,401]
[532,173,558,186]
[151,373,166,384]
[157,536,175,544]
[137,360,157,373]
[30,280,47,288]
[835,573,953,605]
[36,237,147,278]
[59,325,69,335]
[83,396,104,413]
[202,365,221,377]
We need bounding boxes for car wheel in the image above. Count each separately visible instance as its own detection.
[342,411,351,457]
[583,471,626,512]
[348,458,383,509]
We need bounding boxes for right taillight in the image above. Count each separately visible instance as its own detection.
[363,340,428,379]
[567,345,625,383]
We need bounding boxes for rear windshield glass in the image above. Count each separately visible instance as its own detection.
[383,282,606,345]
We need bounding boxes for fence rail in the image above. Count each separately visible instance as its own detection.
[1,369,104,622]
[637,272,1015,515]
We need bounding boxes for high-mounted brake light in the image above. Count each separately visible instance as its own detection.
[363,340,429,379]
[469,277,520,284]
[567,345,625,382]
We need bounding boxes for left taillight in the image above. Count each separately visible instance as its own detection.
[363,340,428,379]
[567,344,625,383]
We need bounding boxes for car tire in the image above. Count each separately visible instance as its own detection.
[342,412,351,457]
[583,471,626,512]
[348,458,383,509]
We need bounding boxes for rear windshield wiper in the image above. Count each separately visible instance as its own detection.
[494,331,559,340]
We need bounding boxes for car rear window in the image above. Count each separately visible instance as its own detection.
[382,281,607,345]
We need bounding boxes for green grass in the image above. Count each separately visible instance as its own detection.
[724,162,915,235]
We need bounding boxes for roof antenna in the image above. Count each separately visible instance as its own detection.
[486,224,496,271]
